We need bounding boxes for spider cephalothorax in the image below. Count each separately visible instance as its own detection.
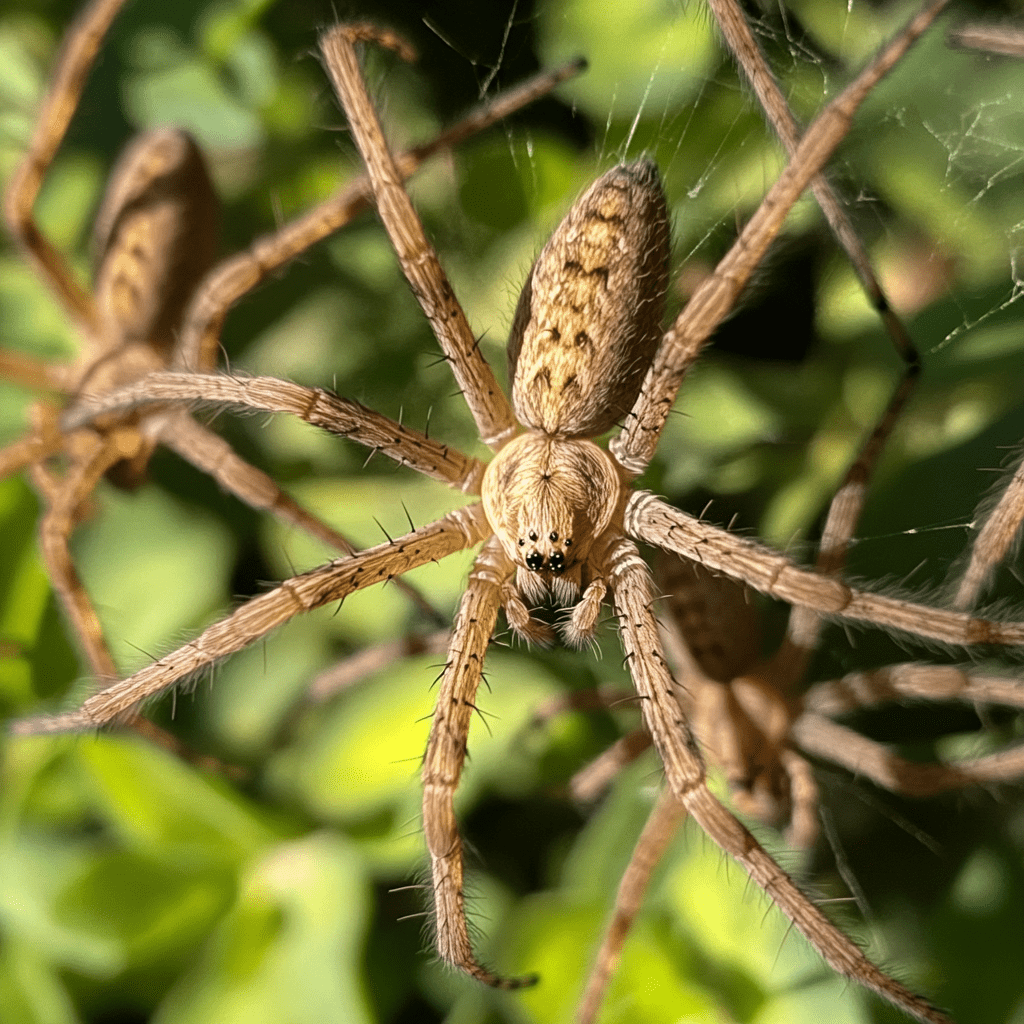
[482,432,624,596]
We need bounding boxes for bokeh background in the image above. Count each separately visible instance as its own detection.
[2,0,1024,1021]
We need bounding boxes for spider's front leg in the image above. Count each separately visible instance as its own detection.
[609,0,950,477]
[606,536,953,1024]
[421,537,540,988]
[319,25,516,449]
[13,505,489,735]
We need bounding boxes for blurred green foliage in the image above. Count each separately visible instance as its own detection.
[1,0,1024,1021]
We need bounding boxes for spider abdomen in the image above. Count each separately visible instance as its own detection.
[92,129,218,361]
[507,159,669,438]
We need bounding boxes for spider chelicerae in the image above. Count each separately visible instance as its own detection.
[7,1,1024,1022]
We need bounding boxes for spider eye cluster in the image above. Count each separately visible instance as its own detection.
[521,534,571,574]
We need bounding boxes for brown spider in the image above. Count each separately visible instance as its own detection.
[0,0,582,725]
[19,1,1024,1020]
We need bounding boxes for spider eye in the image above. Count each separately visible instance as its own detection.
[525,551,545,572]
[548,551,565,574]
[518,538,525,546]
[528,531,538,542]
[549,531,558,542]
[564,538,572,547]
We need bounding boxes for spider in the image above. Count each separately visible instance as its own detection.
[0,0,581,737]
[12,0,1024,1015]
[18,0,1024,1019]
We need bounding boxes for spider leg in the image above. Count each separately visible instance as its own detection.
[306,628,452,706]
[0,350,71,392]
[0,426,69,479]
[949,23,1024,58]
[63,371,487,493]
[569,569,777,1020]
[799,662,1024,793]
[1,0,128,333]
[24,423,221,764]
[577,574,792,1015]
[627,490,1024,645]
[570,727,653,805]
[579,552,795,1019]
[792,713,1024,796]
[770,358,918,686]
[529,686,637,728]
[153,412,360,552]
[511,678,653,803]
[779,746,820,849]
[176,58,585,372]
[577,787,686,1024]
[950,455,1024,609]
[271,627,453,750]
[706,0,919,368]
[610,0,948,477]
[12,504,488,735]
[421,536,537,988]
[804,663,1024,716]
[29,428,140,682]
[153,411,445,624]
[606,533,952,1024]
[319,25,518,449]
